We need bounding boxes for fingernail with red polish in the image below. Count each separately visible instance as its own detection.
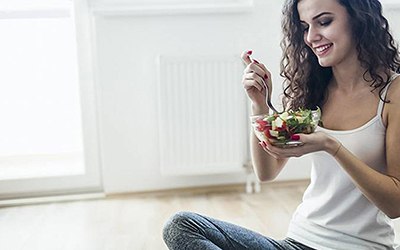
[265,74,269,79]
[291,134,300,141]
[247,50,253,55]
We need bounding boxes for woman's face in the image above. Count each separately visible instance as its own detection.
[297,0,357,68]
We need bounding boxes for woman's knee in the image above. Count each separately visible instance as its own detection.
[162,211,197,243]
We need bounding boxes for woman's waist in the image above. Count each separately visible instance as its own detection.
[296,188,393,232]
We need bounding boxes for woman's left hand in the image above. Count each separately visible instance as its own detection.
[260,132,337,159]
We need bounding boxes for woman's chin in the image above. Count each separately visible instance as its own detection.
[317,58,333,68]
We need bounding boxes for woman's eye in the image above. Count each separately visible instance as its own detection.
[319,20,332,26]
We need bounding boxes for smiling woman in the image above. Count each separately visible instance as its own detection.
[163,0,400,249]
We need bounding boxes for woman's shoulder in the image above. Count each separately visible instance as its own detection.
[386,73,400,101]
[385,74,400,122]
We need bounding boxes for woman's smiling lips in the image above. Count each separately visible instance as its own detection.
[314,43,333,56]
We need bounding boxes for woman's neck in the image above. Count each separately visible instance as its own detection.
[331,59,369,94]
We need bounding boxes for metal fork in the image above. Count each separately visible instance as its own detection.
[261,78,284,114]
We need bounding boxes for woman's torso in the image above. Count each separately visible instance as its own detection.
[286,74,399,250]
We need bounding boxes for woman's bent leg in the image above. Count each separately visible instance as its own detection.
[162,211,286,250]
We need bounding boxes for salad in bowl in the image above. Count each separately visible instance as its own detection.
[250,108,321,148]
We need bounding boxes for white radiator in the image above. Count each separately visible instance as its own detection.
[157,54,248,176]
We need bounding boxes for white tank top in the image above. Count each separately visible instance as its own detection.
[287,74,400,250]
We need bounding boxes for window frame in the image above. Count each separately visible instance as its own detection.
[0,0,103,202]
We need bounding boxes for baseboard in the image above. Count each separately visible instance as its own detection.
[0,192,105,207]
[107,179,311,198]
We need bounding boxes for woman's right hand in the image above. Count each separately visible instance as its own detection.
[241,50,272,112]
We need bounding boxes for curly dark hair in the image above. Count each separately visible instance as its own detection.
[280,0,400,110]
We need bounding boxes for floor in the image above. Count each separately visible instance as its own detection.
[0,180,398,250]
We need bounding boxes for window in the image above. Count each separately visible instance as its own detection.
[0,0,102,200]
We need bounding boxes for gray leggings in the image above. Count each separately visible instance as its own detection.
[162,211,315,250]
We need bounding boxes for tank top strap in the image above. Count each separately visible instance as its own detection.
[377,73,400,116]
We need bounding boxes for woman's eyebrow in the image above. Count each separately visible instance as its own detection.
[300,12,334,23]
[312,12,334,20]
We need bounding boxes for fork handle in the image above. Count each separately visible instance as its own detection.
[261,78,282,114]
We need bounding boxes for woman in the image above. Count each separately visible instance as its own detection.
[162,0,400,249]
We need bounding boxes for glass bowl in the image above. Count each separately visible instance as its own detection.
[250,108,321,148]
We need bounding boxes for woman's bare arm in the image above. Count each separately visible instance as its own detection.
[241,50,290,181]
[250,105,289,181]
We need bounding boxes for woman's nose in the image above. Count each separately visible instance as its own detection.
[306,26,322,44]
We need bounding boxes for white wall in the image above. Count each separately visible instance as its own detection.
[88,0,400,194]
